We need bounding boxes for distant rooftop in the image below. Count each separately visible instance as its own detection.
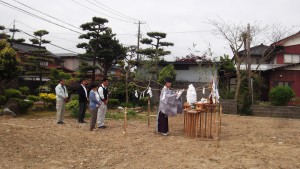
[12,43,58,58]
[55,53,78,58]
[238,44,269,56]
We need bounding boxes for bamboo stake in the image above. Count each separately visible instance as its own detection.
[124,107,127,135]
[147,99,150,127]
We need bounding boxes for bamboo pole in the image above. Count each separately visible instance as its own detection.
[147,99,150,127]
[124,107,127,135]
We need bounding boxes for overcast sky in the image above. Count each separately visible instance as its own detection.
[1,0,300,61]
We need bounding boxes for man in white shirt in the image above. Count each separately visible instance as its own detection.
[97,78,109,128]
[55,78,68,124]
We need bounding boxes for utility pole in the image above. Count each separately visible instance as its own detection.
[246,23,253,104]
[135,21,145,64]
[9,19,19,43]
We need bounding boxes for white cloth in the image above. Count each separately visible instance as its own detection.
[186,84,197,104]
[158,86,182,116]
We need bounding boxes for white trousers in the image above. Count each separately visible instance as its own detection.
[97,103,107,127]
[56,100,66,122]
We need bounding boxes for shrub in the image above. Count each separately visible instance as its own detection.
[39,93,56,109]
[27,95,39,102]
[18,99,34,113]
[108,99,120,109]
[0,95,6,105]
[238,91,252,115]
[38,85,51,93]
[66,99,79,111]
[269,86,295,106]
[19,86,29,95]
[4,88,22,99]
[127,109,137,117]
[120,102,134,108]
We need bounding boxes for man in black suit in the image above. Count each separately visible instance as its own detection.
[78,79,88,123]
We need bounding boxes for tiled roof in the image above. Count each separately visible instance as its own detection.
[55,53,78,58]
[238,44,269,56]
[12,43,58,58]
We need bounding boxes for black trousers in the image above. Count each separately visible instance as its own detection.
[78,102,87,122]
[157,111,169,133]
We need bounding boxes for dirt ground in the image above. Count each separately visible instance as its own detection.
[0,111,299,169]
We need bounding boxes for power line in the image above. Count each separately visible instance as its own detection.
[85,0,138,22]
[0,0,83,34]
[90,0,140,22]
[16,20,81,43]
[12,0,81,31]
[69,0,134,23]
[19,29,79,54]
[166,30,211,34]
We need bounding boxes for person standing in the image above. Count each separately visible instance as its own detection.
[55,78,68,124]
[78,79,88,123]
[97,78,109,128]
[156,78,183,136]
[89,83,101,131]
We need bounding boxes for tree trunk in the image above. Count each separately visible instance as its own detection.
[125,71,129,103]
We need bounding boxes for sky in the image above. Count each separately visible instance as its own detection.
[1,0,300,61]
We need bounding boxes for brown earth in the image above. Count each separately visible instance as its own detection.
[0,112,299,169]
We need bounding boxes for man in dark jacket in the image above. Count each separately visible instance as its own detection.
[78,79,88,123]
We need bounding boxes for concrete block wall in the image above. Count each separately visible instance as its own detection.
[219,99,237,114]
[251,105,300,119]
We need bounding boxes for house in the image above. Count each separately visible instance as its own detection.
[55,53,103,80]
[12,42,59,81]
[158,61,218,83]
[264,31,300,98]
[238,31,300,100]
[158,60,219,101]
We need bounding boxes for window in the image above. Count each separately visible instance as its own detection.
[278,81,291,87]
[40,61,48,66]
[284,54,300,63]
[59,61,65,67]
[174,65,189,70]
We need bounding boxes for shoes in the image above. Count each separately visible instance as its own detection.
[98,126,106,129]
[57,121,65,124]
[161,133,168,136]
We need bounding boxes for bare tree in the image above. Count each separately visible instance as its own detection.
[209,18,295,101]
[208,18,266,100]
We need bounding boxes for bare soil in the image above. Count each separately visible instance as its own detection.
[0,112,299,169]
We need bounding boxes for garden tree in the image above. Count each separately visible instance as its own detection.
[158,64,176,85]
[98,28,126,78]
[0,25,25,43]
[0,39,21,94]
[77,17,126,83]
[29,30,50,46]
[218,54,236,98]
[77,61,93,79]
[0,25,10,40]
[21,48,54,85]
[120,46,138,103]
[208,18,290,101]
[47,68,72,90]
[138,32,174,79]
